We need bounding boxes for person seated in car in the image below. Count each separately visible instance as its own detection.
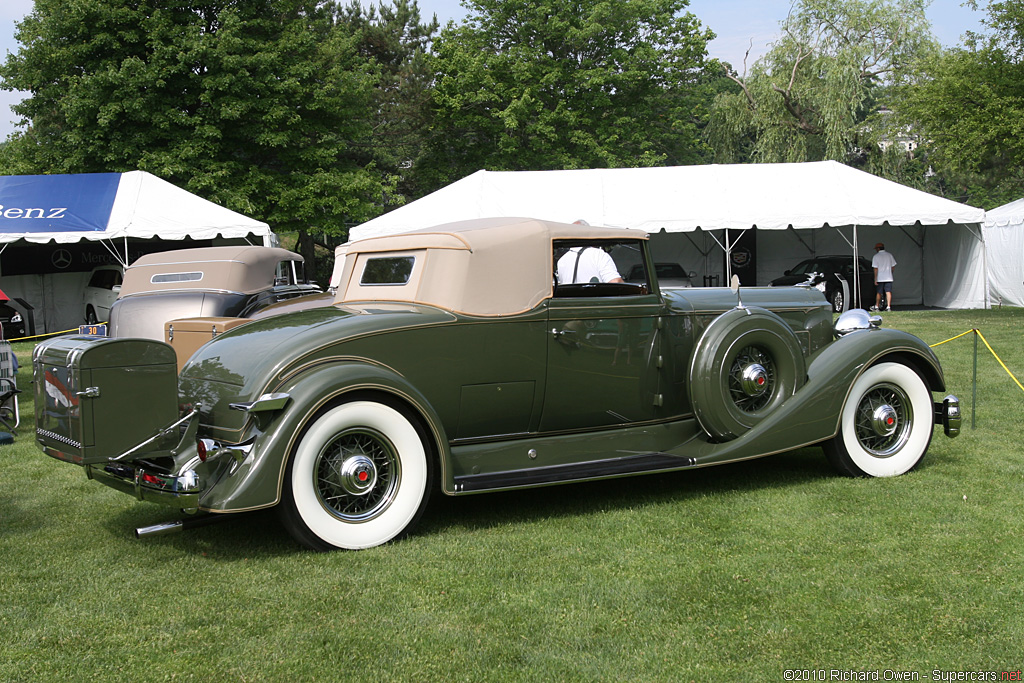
[556,221,624,285]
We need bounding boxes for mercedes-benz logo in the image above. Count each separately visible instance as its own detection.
[52,249,73,269]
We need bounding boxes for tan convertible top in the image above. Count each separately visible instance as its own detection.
[121,246,303,296]
[337,217,647,317]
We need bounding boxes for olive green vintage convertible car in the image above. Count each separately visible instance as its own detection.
[34,218,960,551]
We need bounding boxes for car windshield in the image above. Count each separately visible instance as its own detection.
[788,260,817,276]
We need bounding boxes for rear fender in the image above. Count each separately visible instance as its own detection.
[197,360,451,513]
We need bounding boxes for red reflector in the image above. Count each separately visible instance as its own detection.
[197,439,207,462]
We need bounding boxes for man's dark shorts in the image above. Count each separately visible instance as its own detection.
[876,282,893,294]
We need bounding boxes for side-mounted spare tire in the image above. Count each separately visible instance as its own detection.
[688,307,806,441]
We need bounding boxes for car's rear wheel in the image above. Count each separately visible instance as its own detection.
[85,306,97,324]
[280,400,432,550]
[823,362,934,477]
[689,307,805,441]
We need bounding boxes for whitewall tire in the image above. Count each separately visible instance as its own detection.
[824,362,934,477]
[280,400,432,550]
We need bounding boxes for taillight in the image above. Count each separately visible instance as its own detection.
[196,438,217,463]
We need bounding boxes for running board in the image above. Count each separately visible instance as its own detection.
[453,453,696,494]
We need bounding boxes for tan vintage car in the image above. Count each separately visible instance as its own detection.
[108,246,321,362]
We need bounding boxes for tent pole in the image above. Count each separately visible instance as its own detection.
[99,239,129,268]
[982,227,989,309]
[705,229,731,285]
[853,225,860,309]
[789,227,814,254]
[720,228,748,285]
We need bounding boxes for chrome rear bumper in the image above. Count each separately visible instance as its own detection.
[86,459,203,509]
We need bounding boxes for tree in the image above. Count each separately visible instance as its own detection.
[418,0,718,190]
[706,0,938,165]
[335,0,439,202]
[0,0,392,268]
[895,0,1024,207]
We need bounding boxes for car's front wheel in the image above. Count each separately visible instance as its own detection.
[823,362,934,477]
[830,289,844,313]
[280,400,433,550]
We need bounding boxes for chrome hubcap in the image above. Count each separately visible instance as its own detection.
[338,454,378,496]
[871,404,899,437]
[314,428,400,522]
[740,363,769,397]
[854,382,913,457]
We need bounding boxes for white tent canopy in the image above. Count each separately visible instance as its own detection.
[352,161,986,309]
[0,170,272,251]
[984,197,1024,307]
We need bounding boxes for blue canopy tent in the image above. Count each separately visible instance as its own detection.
[0,171,273,334]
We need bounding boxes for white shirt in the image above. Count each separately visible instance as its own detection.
[557,247,622,284]
[872,249,897,282]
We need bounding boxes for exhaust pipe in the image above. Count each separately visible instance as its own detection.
[135,514,229,539]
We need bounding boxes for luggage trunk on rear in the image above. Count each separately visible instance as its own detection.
[34,336,179,465]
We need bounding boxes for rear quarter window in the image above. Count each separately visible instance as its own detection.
[151,272,204,284]
[360,256,415,285]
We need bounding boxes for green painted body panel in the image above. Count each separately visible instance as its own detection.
[33,247,948,514]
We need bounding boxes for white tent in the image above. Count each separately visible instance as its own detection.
[0,170,273,251]
[0,171,274,333]
[352,161,987,308]
[984,198,1024,307]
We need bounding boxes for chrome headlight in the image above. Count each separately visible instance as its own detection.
[834,309,882,337]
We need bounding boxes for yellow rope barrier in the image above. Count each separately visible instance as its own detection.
[929,329,976,348]
[976,329,1024,393]
[930,328,1024,395]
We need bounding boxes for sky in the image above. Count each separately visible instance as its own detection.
[0,0,987,140]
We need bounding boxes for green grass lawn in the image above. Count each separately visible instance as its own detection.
[2,309,1022,681]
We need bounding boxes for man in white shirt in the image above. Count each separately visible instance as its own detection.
[871,242,897,311]
[557,246,624,284]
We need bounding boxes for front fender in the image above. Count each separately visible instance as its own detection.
[679,327,945,467]
[807,326,945,395]
[197,360,451,513]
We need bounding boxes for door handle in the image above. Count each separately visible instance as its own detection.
[550,327,580,347]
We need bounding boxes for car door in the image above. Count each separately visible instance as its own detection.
[540,244,664,433]
[541,293,664,432]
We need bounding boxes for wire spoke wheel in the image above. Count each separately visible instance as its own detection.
[281,400,432,551]
[727,345,776,413]
[688,307,805,441]
[315,428,401,522]
[852,382,912,457]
